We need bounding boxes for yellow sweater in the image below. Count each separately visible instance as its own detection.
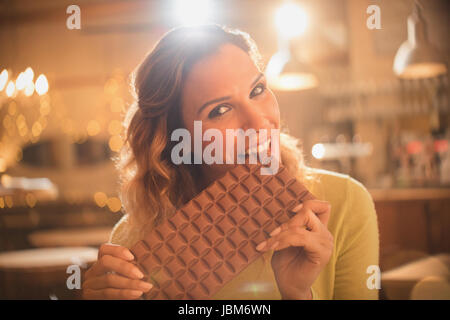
[109,168,380,300]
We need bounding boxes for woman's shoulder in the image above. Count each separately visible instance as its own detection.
[304,167,376,225]
[305,167,372,200]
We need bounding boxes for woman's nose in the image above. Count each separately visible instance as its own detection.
[239,101,271,131]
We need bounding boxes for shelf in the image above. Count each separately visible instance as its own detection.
[369,188,450,202]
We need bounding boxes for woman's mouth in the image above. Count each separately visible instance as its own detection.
[245,138,271,156]
[236,138,271,161]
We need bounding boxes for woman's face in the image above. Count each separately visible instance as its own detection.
[180,43,281,182]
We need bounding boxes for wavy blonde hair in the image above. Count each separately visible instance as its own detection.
[115,24,310,241]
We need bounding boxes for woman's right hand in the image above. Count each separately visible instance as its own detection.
[81,243,153,299]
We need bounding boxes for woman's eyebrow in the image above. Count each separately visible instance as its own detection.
[250,72,264,88]
[197,72,264,115]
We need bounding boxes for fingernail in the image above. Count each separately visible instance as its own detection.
[256,241,267,251]
[139,282,153,292]
[134,269,144,279]
[130,290,143,297]
[270,227,281,236]
[270,241,279,250]
[293,203,303,212]
[125,251,135,260]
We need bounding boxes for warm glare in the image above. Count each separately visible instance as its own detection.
[24,81,35,96]
[35,74,49,95]
[275,3,308,39]
[6,81,15,97]
[24,67,34,83]
[0,69,8,91]
[15,72,26,90]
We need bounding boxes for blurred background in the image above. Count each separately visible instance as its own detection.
[0,0,449,299]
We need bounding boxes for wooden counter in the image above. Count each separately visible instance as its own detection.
[369,188,450,202]
[369,189,450,274]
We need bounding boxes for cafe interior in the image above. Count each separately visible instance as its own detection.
[0,0,449,300]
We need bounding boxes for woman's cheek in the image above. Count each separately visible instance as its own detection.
[265,91,281,127]
[198,125,231,164]
[203,131,242,164]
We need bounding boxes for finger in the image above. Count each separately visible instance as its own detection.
[291,200,331,227]
[88,255,145,279]
[98,243,135,261]
[291,200,329,213]
[304,200,331,226]
[270,200,331,238]
[258,226,308,252]
[82,288,143,300]
[275,202,325,233]
[83,273,153,292]
[300,209,324,233]
[269,203,308,236]
[276,228,318,250]
[275,227,334,257]
[273,230,328,265]
[291,203,304,213]
[270,214,333,247]
[259,223,332,253]
[307,209,334,238]
[269,220,305,237]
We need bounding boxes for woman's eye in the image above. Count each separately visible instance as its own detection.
[251,83,266,97]
[208,105,231,119]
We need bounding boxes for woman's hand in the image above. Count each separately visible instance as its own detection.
[256,200,334,299]
[81,243,153,300]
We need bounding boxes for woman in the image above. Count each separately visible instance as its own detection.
[81,24,379,300]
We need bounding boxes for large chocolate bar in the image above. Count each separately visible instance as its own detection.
[130,163,315,299]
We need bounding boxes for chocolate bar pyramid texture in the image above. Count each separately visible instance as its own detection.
[130,163,315,299]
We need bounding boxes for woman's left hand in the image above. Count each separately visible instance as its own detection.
[256,200,334,299]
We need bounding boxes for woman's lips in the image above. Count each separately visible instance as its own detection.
[242,139,271,157]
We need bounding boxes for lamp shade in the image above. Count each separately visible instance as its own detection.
[266,46,318,91]
[393,2,447,79]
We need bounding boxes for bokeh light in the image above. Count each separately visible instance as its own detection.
[25,193,37,208]
[108,120,122,135]
[275,3,308,39]
[94,192,108,207]
[312,143,325,159]
[6,80,15,97]
[173,0,213,25]
[0,69,8,91]
[86,120,101,136]
[109,135,124,152]
[35,74,49,95]
[15,72,26,90]
[106,197,122,212]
